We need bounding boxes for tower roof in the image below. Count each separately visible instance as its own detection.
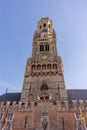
[38,17,52,24]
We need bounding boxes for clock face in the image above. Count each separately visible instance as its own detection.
[42,55,47,60]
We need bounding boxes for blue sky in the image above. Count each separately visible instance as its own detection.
[0,0,87,95]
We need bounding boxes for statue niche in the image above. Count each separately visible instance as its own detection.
[41,110,49,130]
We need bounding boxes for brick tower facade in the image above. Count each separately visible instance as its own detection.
[21,18,68,104]
[0,18,87,130]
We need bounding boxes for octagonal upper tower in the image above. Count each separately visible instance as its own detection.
[32,18,58,62]
[37,18,53,35]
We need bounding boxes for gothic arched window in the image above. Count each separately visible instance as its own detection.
[40,44,44,51]
[43,23,46,27]
[45,45,49,51]
[42,64,46,69]
[47,64,51,69]
[53,64,57,69]
[32,65,36,70]
[40,83,48,90]
[37,64,41,70]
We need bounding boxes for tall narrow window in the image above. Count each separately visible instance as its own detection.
[40,45,44,51]
[43,23,46,27]
[45,45,49,51]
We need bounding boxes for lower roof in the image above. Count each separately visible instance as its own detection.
[67,89,87,104]
[0,92,21,104]
[0,90,87,104]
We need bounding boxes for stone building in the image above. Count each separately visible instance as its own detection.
[0,18,87,130]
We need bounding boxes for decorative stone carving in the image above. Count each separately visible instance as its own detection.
[41,110,49,130]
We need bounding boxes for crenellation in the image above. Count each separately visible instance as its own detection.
[1,100,87,112]
[6,101,11,106]
[72,100,78,110]
[79,100,84,105]
[72,100,77,104]
[79,100,84,110]
[85,100,87,110]
[12,101,17,106]
[18,101,22,107]
[0,101,4,107]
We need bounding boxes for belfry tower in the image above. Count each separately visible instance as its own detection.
[1,17,87,130]
[21,18,68,103]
